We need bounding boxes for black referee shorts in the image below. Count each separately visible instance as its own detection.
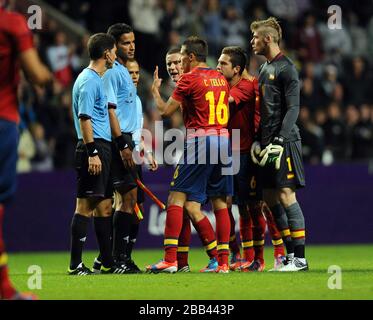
[261,140,306,190]
[111,133,137,194]
[75,139,113,199]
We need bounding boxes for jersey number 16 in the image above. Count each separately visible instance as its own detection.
[205,91,229,126]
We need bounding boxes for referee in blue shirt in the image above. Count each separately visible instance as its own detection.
[95,23,142,273]
[68,33,128,275]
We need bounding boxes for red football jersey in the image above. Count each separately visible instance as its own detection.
[228,77,260,153]
[0,8,34,124]
[172,67,230,138]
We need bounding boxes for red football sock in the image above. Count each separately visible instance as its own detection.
[0,205,17,299]
[228,208,240,255]
[193,216,217,259]
[251,203,266,263]
[214,208,230,266]
[177,212,191,268]
[262,204,285,257]
[239,215,254,262]
[164,205,183,263]
[0,265,17,299]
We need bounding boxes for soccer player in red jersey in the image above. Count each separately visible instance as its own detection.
[0,2,51,299]
[217,46,286,272]
[161,47,219,273]
[164,48,193,272]
[147,36,233,273]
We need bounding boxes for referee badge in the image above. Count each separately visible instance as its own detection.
[269,74,275,80]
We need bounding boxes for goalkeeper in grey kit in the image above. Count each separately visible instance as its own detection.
[250,17,308,271]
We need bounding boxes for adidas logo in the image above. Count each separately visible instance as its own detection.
[79,237,87,242]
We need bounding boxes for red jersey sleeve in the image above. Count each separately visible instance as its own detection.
[230,79,255,108]
[172,73,191,103]
[8,13,34,53]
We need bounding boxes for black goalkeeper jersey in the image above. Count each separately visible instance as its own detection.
[258,53,301,145]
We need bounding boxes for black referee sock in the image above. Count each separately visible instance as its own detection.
[126,218,140,259]
[94,217,114,268]
[70,214,90,270]
[113,211,133,260]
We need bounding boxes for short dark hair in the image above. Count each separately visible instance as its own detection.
[107,23,133,42]
[0,0,8,8]
[125,58,139,66]
[222,46,247,75]
[166,46,181,56]
[182,36,208,62]
[87,33,115,60]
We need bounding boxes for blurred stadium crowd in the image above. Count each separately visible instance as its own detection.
[11,0,373,172]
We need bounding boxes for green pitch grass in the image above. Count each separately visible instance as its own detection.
[8,245,373,300]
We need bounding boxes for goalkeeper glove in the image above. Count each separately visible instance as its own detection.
[259,136,284,170]
[250,141,262,165]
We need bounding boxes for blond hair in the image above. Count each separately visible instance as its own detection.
[250,17,282,44]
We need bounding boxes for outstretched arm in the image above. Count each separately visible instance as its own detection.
[20,48,52,85]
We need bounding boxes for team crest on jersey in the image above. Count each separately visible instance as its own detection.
[269,74,275,80]
[171,165,179,186]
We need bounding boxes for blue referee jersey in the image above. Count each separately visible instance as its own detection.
[72,68,111,141]
[102,61,137,133]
